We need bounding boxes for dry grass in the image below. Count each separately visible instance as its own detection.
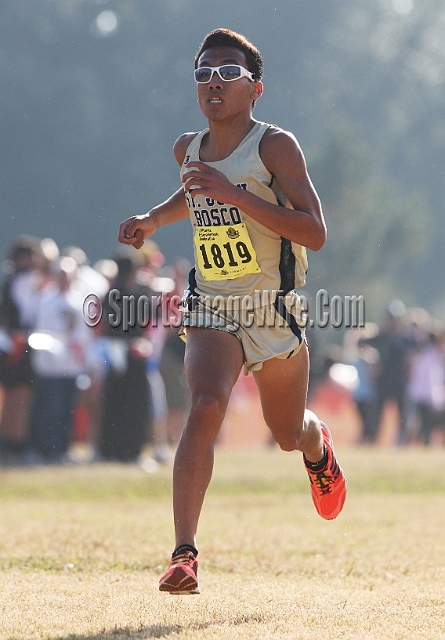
[1,447,445,639]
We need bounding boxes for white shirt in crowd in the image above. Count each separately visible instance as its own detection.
[408,344,445,411]
[31,284,91,378]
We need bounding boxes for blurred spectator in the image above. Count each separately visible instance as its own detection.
[407,324,445,445]
[36,238,60,288]
[58,247,110,461]
[0,236,41,464]
[61,245,109,299]
[344,324,379,444]
[92,259,118,286]
[72,258,119,462]
[28,256,91,462]
[362,300,417,445]
[405,307,431,345]
[98,252,153,462]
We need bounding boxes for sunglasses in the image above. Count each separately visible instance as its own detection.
[194,64,255,84]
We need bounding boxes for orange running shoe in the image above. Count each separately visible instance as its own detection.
[159,549,200,595]
[304,422,347,520]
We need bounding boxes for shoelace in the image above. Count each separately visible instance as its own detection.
[171,552,197,573]
[309,469,336,495]
[308,453,341,494]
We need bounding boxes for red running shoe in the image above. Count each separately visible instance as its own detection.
[159,549,200,595]
[304,422,347,520]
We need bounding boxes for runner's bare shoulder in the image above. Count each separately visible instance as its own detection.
[174,132,200,166]
[259,125,305,175]
[260,125,301,155]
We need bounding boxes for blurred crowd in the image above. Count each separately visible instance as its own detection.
[0,234,191,467]
[313,299,445,447]
[1,235,444,467]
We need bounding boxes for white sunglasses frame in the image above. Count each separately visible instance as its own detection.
[194,64,255,84]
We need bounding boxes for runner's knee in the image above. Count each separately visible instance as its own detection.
[272,414,318,452]
[269,425,300,451]
[190,391,227,424]
[275,437,298,452]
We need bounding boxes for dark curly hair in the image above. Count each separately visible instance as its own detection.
[194,28,263,82]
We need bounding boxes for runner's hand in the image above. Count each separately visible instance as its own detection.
[182,161,239,204]
[118,215,156,250]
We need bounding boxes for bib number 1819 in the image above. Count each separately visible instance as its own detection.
[199,241,252,270]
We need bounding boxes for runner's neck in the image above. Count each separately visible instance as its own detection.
[200,117,258,162]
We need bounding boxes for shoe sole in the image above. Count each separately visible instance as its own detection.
[159,566,200,595]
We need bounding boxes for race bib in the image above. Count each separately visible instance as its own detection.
[194,223,261,281]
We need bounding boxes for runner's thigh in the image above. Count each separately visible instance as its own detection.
[184,327,244,404]
[253,342,309,440]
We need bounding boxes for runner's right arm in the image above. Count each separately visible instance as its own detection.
[118,187,189,249]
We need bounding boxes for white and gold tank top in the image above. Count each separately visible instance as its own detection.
[180,121,308,306]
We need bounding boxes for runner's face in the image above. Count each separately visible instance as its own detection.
[196,47,261,120]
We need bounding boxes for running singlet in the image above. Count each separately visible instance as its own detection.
[180,121,308,305]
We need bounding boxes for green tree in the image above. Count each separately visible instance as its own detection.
[306,125,431,318]
[302,0,445,312]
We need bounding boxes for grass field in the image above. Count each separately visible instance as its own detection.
[1,447,445,639]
